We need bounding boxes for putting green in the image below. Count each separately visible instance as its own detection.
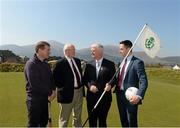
[0,68,180,127]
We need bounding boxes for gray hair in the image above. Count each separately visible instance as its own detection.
[91,43,104,52]
[63,44,75,55]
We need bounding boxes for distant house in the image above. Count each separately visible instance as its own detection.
[173,65,180,70]
[19,55,29,63]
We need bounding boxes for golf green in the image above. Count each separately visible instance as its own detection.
[0,68,180,127]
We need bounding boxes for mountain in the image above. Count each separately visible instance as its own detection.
[77,45,179,64]
[160,56,180,64]
[0,40,64,57]
[1,41,180,65]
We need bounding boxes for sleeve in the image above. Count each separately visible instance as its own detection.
[52,61,64,88]
[82,64,96,89]
[108,63,119,86]
[136,60,148,99]
[108,62,116,88]
[49,65,56,91]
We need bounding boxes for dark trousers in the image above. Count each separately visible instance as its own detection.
[26,99,48,127]
[116,91,138,127]
[86,92,111,127]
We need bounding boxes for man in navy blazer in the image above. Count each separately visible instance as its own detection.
[108,40,148,127]
[53,44,84,127]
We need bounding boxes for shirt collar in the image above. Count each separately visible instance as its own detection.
[95,57,103,64]
[126,54,133,61]
[65,56,73,62]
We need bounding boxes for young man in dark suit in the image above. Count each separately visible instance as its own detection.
[83,43,116,127]
[108,40,148,127]
[53,44,84,127]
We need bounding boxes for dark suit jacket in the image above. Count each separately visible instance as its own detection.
[110,56,148,99]
[53,57,83,103]
[83,58,116,102]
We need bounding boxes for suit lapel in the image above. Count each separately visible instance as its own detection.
[64,57,74,76]
[125,56,135,78]
[90,60,97,79]
[64,57,71,69]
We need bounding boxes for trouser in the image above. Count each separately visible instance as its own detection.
[26,98,48,127]
[116,90,138,127]
[86,91,111,127]
[59,87,83,127]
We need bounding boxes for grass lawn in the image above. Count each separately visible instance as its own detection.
[0,68,180,127]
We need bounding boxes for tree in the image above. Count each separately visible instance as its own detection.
[0,50,21,63]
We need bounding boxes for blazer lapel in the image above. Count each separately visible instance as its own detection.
[125,56,135,77]
[64,57,74,75]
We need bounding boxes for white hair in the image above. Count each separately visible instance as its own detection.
[91,43,104,52]
[63,44,75,55]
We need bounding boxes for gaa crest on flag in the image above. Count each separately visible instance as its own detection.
[137,24,161,58]
[145,37,155,50]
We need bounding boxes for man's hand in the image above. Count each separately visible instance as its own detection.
[104,83,111,92]
[130,95,140,105]
[48,90,56,102]
[90,85,98,93]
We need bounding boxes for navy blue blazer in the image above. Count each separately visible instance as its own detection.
[110,56,148,99]
[53,57,83,103]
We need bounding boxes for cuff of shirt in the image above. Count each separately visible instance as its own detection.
[136,95,142,100]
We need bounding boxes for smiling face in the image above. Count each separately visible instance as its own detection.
[38,45,51,59]
[64,44,76,58]
[91,46,103,60]
[35,41,51,60]
[119,43,131,57]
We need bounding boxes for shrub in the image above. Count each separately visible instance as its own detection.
[0,63,25,72]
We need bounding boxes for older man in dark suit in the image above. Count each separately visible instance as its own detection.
[83,43,116,127]
[108,40,148,127]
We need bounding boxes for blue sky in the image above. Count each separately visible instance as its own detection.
[0,0,180,57]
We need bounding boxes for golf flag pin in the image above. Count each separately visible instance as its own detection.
[137,24,161,58]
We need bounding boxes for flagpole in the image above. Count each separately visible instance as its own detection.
[82,23,148,127]
[107,23,148,85]
[119,23,147,66]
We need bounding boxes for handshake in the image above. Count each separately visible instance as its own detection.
[48,90,56,102]
[89,83,112,93]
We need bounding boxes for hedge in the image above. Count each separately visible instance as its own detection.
[0,63,25,72]
[0,61,57,72]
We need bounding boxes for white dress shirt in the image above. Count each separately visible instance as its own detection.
[95,58,103,78]
[65,56,81,87]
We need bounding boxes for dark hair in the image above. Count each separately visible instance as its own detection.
[119,40,133,48]
[35,41,50,53]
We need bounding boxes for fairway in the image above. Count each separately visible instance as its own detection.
[0,68,180,127]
